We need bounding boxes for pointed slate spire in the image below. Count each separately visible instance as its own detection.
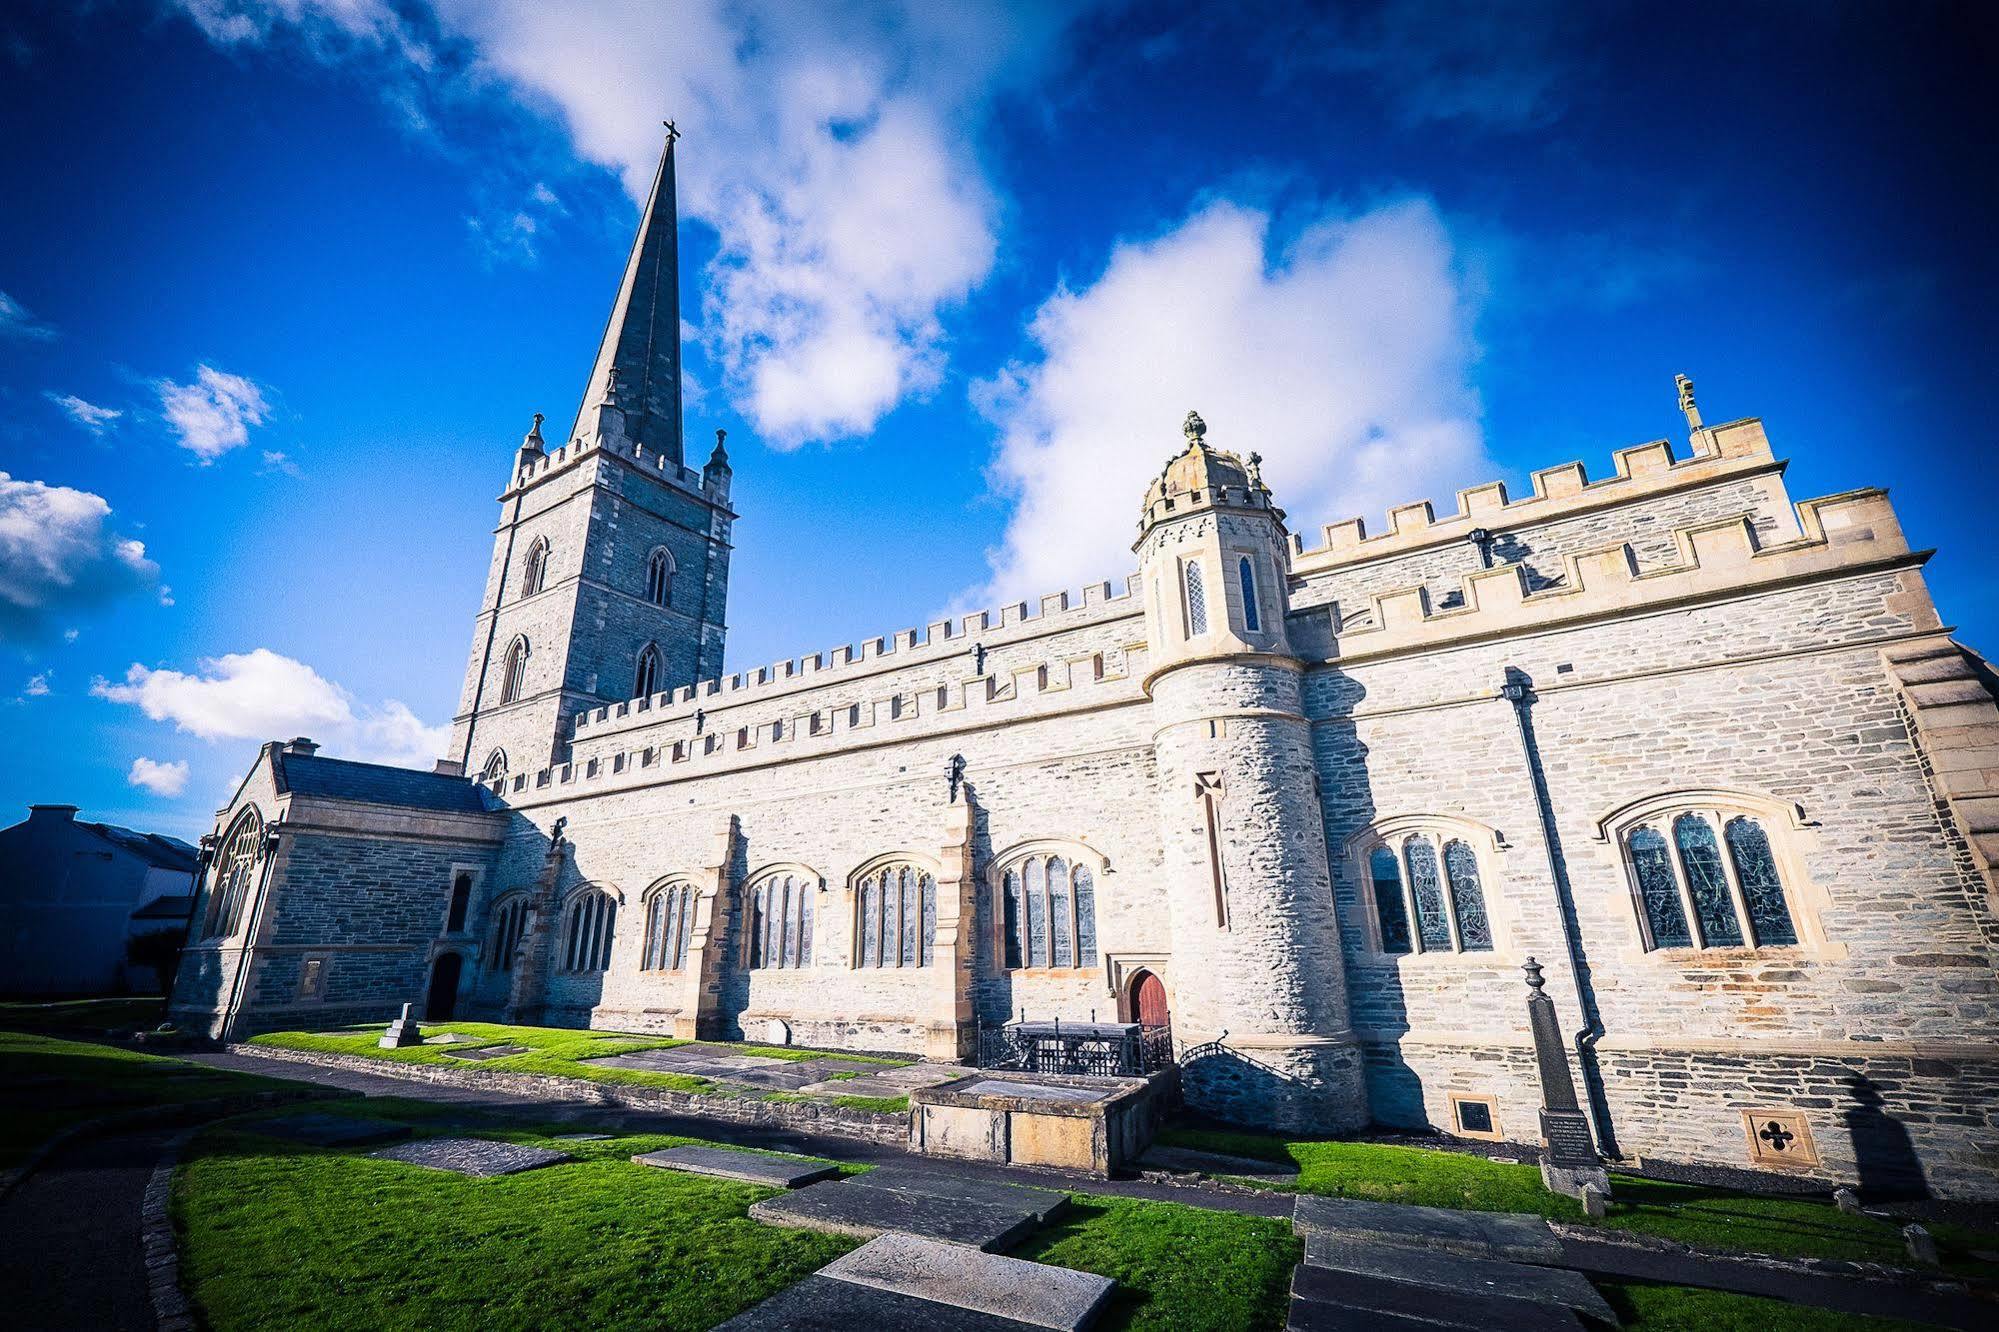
[570,126,685,464]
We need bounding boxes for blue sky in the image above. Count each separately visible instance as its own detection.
[2,0,1993,839]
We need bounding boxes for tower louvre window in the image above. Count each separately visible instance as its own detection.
[634,643,660,699]
[521,538,550,596]
[1238,556,1261,632]
[645,548,674,607]
[500,637,529,704]
[1184,559,1209,636]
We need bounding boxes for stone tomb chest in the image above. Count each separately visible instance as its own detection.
[909,1069,1172,1176]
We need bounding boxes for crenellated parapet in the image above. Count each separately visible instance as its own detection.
[1292,417,1778,571]
[506,426,716,502]
[1304,487,1929,663]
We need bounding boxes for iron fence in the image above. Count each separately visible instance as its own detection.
[974,1019,1177,1077]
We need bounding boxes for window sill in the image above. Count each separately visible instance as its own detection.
[1001,966,1099,977]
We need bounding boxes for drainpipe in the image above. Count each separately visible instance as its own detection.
[1498,667,1620,1159]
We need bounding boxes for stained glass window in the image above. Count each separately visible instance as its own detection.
[1003,869,1022,968]
[1674,814,1742,947]
[1238,556,1261,632]
[1369,846,1412,954]
[1000,854,1098,970]
[1725,817,1797,946]
[1405,837,1453,951]
[920,874,936,965]
[1049,855,1073,967]
[797,881,814,966]
[563,891,615,972]
[899,868,919,966]
[1073,866,1097,966]
[1628,826,1691,948]
[1185,560,1209,636]
[489,897,529,972]
[1025,855,1049,967]
[748,874,811,969]
[860,876,881,968]
[1443,840,1492,951]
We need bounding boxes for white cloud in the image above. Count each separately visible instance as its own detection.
[157,365,271,461]
[0,289,55,341]
[128,756,191,797]
[167,0,1082,444]
[969,197,1490,605]
[258,449,302,477]
[47,392,122,435]
[24,672,50,697]
[93,646,449,768]
[0,472,161,641]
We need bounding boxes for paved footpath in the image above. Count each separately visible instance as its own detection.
[0,1126,171,1332]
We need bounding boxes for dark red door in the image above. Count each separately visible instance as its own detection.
[1134,971,1169,1031]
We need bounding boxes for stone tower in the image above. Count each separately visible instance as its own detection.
[1136,411,1366,1131]
[446,133,734,780]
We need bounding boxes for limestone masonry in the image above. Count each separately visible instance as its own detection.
[171,136,1999,1198]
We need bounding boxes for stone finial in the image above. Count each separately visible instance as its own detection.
[1523,955,1546,992]
[1675,373,1702,430]
[1246,450,1265,487]
[523,412,545,452]
[707,427,730,469]
[1183,410,1206,445]
[603,366,623,406]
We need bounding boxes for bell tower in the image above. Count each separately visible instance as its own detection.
[1136,410,1367,1132]
[446,130,735,781]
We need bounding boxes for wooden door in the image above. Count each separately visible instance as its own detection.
[1134,971,1169,1031]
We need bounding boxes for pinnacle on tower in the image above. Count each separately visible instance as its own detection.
[569,128,686,464]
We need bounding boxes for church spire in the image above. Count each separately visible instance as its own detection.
[570,124,685,464]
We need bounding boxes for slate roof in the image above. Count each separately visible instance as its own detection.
[131,894,195,921]
[84,821,199,872]
[274,751,495,814]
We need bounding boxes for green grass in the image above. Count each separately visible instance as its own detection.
[1015,1194,1299,1331]
[0,996,168,1033]
[1600,1279,1937,1330]
[0,1029,294,1169]
[250,1022,913,1111]
[1155,1127,1999,1273]
[176,1107,858,1330]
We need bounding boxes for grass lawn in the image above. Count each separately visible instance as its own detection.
[1155,1127,1999,1274]
[176,1105,858,1330]
[1016,1194,1299,1331]
[0,996,167,1034]
[249,1021,911,1113]
[0,1029,296,1169]
[1599,1279,1937,1331]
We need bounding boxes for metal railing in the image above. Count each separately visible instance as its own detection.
[974,1018,1177,1077]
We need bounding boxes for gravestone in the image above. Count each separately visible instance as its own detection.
[1301,1230,1617,1325]
[379,1002,423,1049]
[631,1145,840,1189]
[1522,958,1611,1201]
[750,1177,1043,1251]
[821,1232,1115,1331]
[717,1274,1041,1330]
[368,1136,571,1177]
[1293,1195,1564,1264]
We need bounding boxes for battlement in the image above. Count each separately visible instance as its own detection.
[1291,417,1776,571]
[1307,487,1922,663]
[505,428,711,500]
[572,573,1144,741]
[498,637,1148,804]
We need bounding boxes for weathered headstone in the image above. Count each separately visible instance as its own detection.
[1903,1223,1939,1265]
[379,1002,423,1049]
[1833,1187,1862,1215]
[1522,958,1611,1201]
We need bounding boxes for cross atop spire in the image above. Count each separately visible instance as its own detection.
[569,126,685,464]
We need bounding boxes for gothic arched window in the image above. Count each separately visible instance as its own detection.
[1238,556,1261,633]
[1184,559,1209,636]
[561,888,617,973]
[521,537,550,596]
[487,895,530,972]
[480,748,508,783]
[445,870,474,933]
[645,548,674,607]
[1616,804,1802,952]
[1355,822,1496,956]
[996,846,1100,971]
[854,863,937,968]
[202,806,265,940]
[634,643,660,699]
[641,881,697,971]
[500,637,528,705]
[747,870,815,969]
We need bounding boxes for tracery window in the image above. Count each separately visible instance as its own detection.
[487,896,530,971]
[999,851,1098,970]
[1618,808,1800,951]
[521,537,550,596]
[634,642,661,699]
[747,870,814,969]
[856,864,937,968]
[645,548,674,607]
[1237,556,1261,633]
[1359,827,1494,956]
[641,881,697,971]
[500,636,529,704]
[561,888,617,973]
[480,748,508,782]
[202,806,264,940]
[1184,559,1209,636]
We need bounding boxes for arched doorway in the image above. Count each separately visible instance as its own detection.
[426,952,463,1021]
[1129,969,1169,1034]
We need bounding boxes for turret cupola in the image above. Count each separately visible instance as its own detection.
[1138,411,1284,539]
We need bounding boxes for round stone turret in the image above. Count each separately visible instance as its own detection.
[1135,409,1366,1133]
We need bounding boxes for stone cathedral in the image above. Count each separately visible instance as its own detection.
[170,137,1999,1198]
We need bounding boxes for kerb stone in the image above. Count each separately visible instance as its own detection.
[822,1232,1115,1331]
[631,1144,839,1188]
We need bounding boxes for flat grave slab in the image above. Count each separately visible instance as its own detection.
[1293,1195,1564,1264]
[1138,1145,1299,1178]
[1286,1296,1449,1331]
[552,1133,612,1142]
[823,1232,1114,1331]
[249,1113,412,1147]
[850,1165,1071,1223]
[632,1145,840,1189]
[856,1063,962,1088]
[955,1079,1113,1104]
[717,1274,1041,1331]
[1291,1263,1584,1331]
[750,1177,1041,1251]
[442,1044,530,1061]
[368,1137,571,1177]
[422,1032,475,1044]
[1303,1231,1616,1325]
